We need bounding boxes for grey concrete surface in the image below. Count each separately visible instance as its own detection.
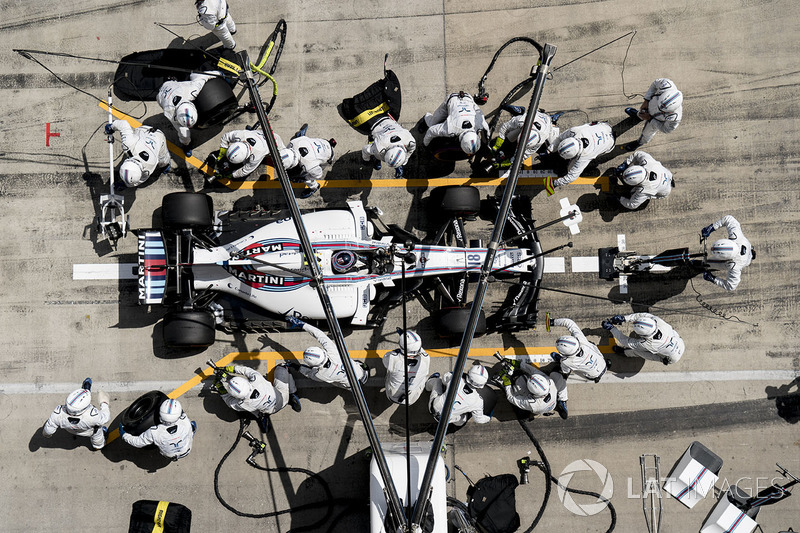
[1,0,799,532]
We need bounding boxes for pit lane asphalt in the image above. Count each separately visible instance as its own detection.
[1,1,799,532]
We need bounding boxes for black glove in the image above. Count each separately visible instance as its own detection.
[601,320,614,331]
[662,358,670,366]
[286,315,305,329]
[550,351,562,362]
[615,163,627,175]
[118,424,126,436]
[701,224,715,239]
[703,271,716,283]
[104,124,114,135]
[610,315,625,325]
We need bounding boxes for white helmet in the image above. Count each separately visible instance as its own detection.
[622,165,647,186]
[65,388,92,416]
[459,131,480,155]
[556,336,581,357]
[659,88,683,113]
[384,146,406,168]
[159,399,183,425]
[466,364,488,389]
[303,346,327,367]
[175,101,198,128]
[527,374,550,398]
[120,159,144,187]
[525,130,542,151]
[280,148,299,169]
[632,317,658,338]
[226,376,252,400]
[557,137,581,159]
[398,330,422,355]
[227,142,251,165]
[710,239,736,260]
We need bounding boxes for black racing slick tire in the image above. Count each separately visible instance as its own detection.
[436,306,487,338]
[439,186,481,216]
[121,390,168,436]
[161,192,214,230]
[163,310,216,348]
[428,137,471,161]
[194,77,238,128]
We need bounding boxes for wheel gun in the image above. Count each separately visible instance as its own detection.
[242,431,267,466]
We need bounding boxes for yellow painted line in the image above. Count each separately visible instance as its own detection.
[99,102,609,192]
[106,342,617,444]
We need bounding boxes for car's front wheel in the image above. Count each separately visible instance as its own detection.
[163,310,216,348]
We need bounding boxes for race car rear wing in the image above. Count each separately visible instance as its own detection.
[138,230,167,305]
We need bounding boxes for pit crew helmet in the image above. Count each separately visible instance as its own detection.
[632,317,658,338]
[175,102,198,128]
[226,376,252,400]
[527,374,550,398]
[525,129,542,151]
[65,388,92,416]
[556,336,582,357]
[466,364,488,389]
[159,399,183,425]
[280,148,299,170]
[658,88,683,113]
[710,239,736,261]
[303,346,327,367]
[398,330,422,356]
[557,137,581,159]
[459,131,480,155]
[227,142,251,165]
[384,146,406,168]
[120,159,144,187]
[622,165,647,186]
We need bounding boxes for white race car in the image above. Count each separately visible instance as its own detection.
[138,187,544,348]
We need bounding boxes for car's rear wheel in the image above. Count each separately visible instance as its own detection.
[161,192,214,230]
[439,186,481,216]
[121,390,168,436]
[194,77,238,128]
[163,310,216,348]
[436,306,487,338]
[428,137,471,161]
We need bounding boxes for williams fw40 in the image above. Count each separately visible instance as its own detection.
[138,186,545,348]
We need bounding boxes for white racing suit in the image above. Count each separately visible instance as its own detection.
[219,130,284,179]
[504,363,567,415]
[286,136,334,192]
[611,313,685,364]
[299,323,367,388]
[552,318,607,382]
[362,117,416,167]
[427,372,491,427]
[619,151,674,209]
[496,112,560,161]
[122,414,195,460]
[196,0,236,49]
[382,348,431,405]
[111,120,170,186]
[156,72,216,145]
[551,122,615,187]
[423,92,489,146]
[638,78,682,144]
[706,215,753,291]
[222,365,296,415]
[43,401,110,450]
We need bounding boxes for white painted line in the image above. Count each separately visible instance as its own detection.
[543,257,565,273]
[519,169,556,177]
[617,233,627,252]
[571,256,599,272]
[0,381,187,395]
[73,263,137,280]
[569,370,799,385]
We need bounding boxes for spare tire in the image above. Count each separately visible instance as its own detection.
[437,306,487,338]
[163,310,216,348]
[439,186,481,216]
[121,390,168,436]
[161,192,214,230]
[194,77,238,128]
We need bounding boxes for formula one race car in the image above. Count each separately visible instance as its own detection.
[138,186,546,348]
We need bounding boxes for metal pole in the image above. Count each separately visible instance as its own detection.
[411,43,557,527]
[237,52,408,527]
